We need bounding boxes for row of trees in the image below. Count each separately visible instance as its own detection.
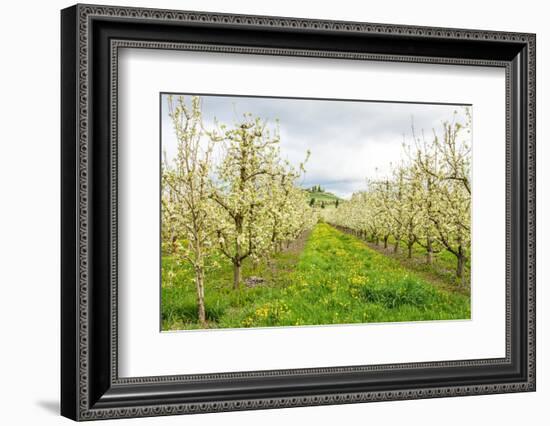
[309,198,339,208]
[161,96,316,325]
[323,109,472,286]
[308,185,324,192]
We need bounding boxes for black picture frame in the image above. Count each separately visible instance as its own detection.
[61,4,536,421]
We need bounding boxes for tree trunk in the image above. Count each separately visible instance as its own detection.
[195,268,206,326]
[455,238,466,286]
[383,235,389,249]
[456,252,465,286]
[393,239,400,253]
[426,237,433,264]
[171,234,178,254]
[407,225,415,259]
[233,261,241,290]
[233,214,243,288]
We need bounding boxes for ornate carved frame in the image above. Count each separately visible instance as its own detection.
[61,4,536,421]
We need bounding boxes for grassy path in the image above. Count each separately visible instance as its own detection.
[162,223,470,330]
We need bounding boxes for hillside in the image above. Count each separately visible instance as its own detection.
[306,186,341,207]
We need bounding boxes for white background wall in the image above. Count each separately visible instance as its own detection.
[0,0,546,424]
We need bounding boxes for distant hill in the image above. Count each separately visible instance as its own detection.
[306,186,342,208]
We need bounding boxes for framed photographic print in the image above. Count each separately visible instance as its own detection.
[61,4,536,421]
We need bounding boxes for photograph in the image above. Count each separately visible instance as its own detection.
[57,4,536,421]
[160,94,473,331]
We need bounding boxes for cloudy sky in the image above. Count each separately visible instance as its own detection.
[161,94,469,199]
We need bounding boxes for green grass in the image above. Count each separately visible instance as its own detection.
[161,223,470,330]
[364,235,471,294]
